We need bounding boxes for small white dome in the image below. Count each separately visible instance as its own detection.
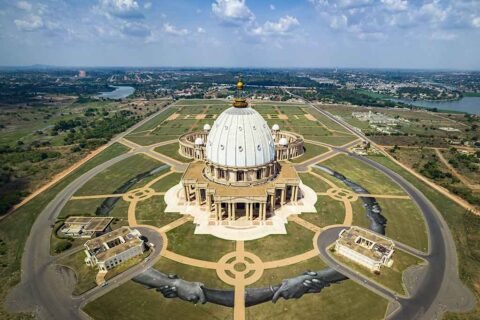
[272,124,280,131]
[203,124,211,131]
[279,138,288,146]
[195,137,204,145]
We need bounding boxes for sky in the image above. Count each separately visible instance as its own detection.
[0,0,479,69]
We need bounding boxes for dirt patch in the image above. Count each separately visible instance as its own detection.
[304,114,316,121]
[278,114,288,120]
[167,113,179,121]
[195,114,206,120]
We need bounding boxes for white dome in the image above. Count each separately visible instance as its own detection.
[195,137,204,145]
[279,138,288,146]
[203,124,211,131]
[272,124,280,131]
[206,107,275,167]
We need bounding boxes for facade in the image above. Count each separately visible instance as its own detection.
[179,80,303,225]
[84,227,144,271]
[335,226,395,272]
[61,216,113,238]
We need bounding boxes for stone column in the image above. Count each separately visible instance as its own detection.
[281,188,286,205]
[232,203,236,221]
[196,189,201,205]
[270,194,275,212]
[184,186,189,203]
[207,194,212,211]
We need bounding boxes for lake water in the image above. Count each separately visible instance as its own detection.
[95,86,135,100]
[390,97,480,115]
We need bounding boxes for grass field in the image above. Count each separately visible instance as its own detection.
[378,198,428,252]
[130,108,176,134]
[150,172,183,192]
[290,143,329,163]
[58,198,104,218]
[333,248,423,295]
[154,143,192,163]
[322,154,406,195]
[83,280,233,320]
[56,250,98,295]
[244,223,314,261]
[300,197,346,227]
[166,223,235,262]
[246,279,388,320]
[299,172,332,192]
[75,154,162,196]
[0,143,130,320]
[136,196,182,228]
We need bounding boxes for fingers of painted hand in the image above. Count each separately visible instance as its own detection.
[272,281,288,304]
[303,278,324,293]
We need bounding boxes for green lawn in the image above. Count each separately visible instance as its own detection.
[124,134,179,146]
[56,250,98,295]
[154,143,192,163]
[300,197,346,228]
[58,198,104,218]
[322,154,406,195]
[290,143,329,163]
[136,196,182,228]
[150,172,183,192]
[130,108,176,133]
[245,223,314,261]
[166,223,235,262]
[307,135,357,146]
[332,247,423,296]
[75,154,162,196]
[0,143,129,320]
[246,280,388,320]
[299,172,332,192]
[378,198,428,252]
[83,280,233,320]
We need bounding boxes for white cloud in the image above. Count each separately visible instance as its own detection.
[98,0,144,19]
[163,23,189,36]
[251,15,299,36]
[14,14,43,31]
[431,31,457,41]
[144,2,152,9]
[212,0,254,24]
[330,14,348,29]
[121,21,151,37]
[197,27,206,33]
[474,17,480,28]
[381,0,408,12]
[270,4,275,11]
[16,1,32,12]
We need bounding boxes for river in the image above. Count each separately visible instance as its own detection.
[390,96,480,114]
[95,86,135,100]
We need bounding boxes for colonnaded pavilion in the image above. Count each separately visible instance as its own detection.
[167,79,317,239]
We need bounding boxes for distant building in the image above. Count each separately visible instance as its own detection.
[61,216,113,238]
[78,70,86,78]
[84,227,145,271]
[439,127,460,132]
[335,226,395,272]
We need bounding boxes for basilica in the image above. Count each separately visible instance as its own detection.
[177,80,306,225]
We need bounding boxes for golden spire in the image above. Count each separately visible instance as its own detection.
[233,77,248,108]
